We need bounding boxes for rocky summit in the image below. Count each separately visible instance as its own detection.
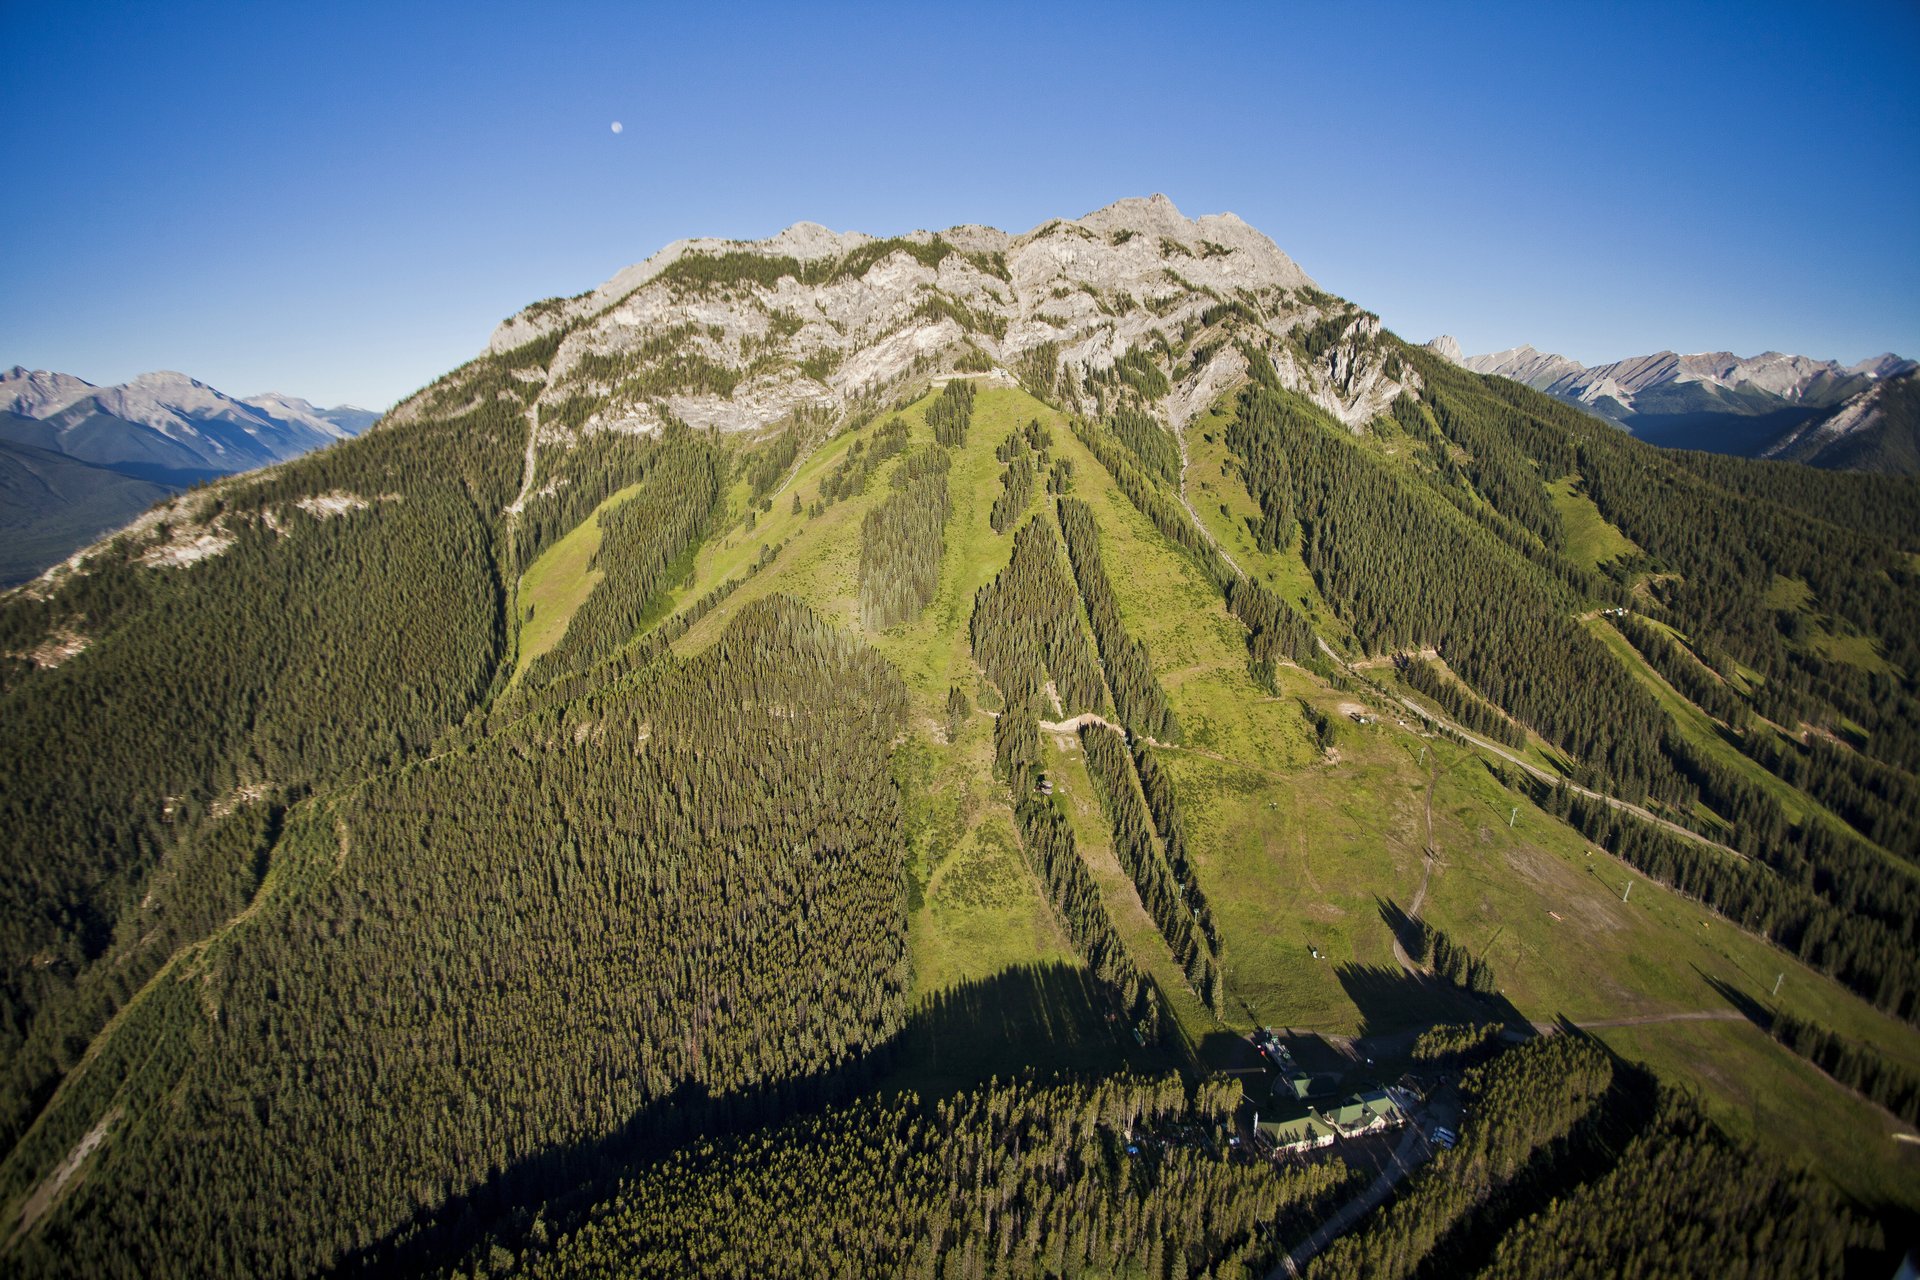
[461,196,1411,444]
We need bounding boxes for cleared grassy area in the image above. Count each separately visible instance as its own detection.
[1044,732,1214,1060]
[1182,404,1352,648]
[1595,1018,1920,1214]
[1157,646,1920,1207]
[1764,573,1815,611]
[1415,729,1920,1078]
[1763,573,1898,675]
[1547,475,1639,571]
[1165,713,1424,1036]
[510,479,647,682]
[1814,629,1895,675]
[896,724,1077,999]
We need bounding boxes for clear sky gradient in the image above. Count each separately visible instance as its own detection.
[5,0,1917,408]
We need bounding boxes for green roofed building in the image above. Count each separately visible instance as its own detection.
[1258,1114,1336,1154]
[1273,1069,1314,1101]
[1323,1089,1405,1138]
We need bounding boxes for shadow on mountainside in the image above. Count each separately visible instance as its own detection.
[1377,894,1427,960]
[1700,968,1777,1032]
[331,962,1174,1278]
[1335,960,1529,1042]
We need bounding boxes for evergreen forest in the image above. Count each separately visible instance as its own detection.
[2,240,1916,1280]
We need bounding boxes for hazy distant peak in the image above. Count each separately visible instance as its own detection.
[1460,344,1586,389]
[1,365,99,418]
[126,370,212,390]
[1848,352,1918,379]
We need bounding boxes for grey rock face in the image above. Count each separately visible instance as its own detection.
[468,195,1414,443]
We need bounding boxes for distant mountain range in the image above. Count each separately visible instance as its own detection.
[0,366,376,585]
[1424,337,1917,471]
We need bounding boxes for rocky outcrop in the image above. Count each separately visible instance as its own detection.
[1762,369,1920,473]
[480,195,1414,445]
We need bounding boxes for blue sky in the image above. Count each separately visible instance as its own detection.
[4,0,1917,408]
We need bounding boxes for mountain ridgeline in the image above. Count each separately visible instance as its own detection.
[2,198,1916,1277]
[1429,339,1919,472]
[0,366,378,586]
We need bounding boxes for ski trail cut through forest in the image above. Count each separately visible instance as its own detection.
[505,400,541,520]
[1389,687,1747,861]
[1307,633,1745,864]
[1174,423,1244,578]
[8,1106,121,1245]
[1539,1010,1746,1032]
[1155,407,1740,868]
[1390,759,1439,976]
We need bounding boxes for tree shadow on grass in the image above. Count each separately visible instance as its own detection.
[1378,894,1427,961]
[884,961,1179,1098]
[1700,968,1776,1033]
[1334,960,1529,1043]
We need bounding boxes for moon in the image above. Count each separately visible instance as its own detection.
[611,121,624,134]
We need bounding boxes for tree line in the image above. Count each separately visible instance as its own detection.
[3,598,917,1278]
[1056,496,1179,742]
[1080,723,1223,1015]
[860,445,952,630]
[1541,783,1920,1022]
[440,1073,1352,1280]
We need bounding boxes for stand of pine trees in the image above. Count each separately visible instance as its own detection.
[2,599,915,1279]
[860,445,952,630]
[1080,723,1223,1014]
[1056,496,1178,742]
[927,378,976,447]
[1310,1036,1616,1280]
[1474,1090,1882,1279]
[441,1074,1353,1280]
[969,516,1107,719]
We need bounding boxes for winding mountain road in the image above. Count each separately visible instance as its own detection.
[1311,636,1747,864]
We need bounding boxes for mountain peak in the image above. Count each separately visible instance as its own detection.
[763,220,873,261]
[0,365,99,418]
[480,200,1351,433]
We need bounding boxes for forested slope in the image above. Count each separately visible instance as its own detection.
[3,209,1917,1277]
